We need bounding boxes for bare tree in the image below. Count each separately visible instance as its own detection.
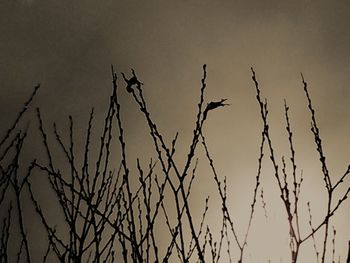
[0,66,349,263]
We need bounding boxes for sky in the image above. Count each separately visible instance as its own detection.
[0,0,350,262]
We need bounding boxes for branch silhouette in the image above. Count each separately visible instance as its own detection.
[0,66,348,263]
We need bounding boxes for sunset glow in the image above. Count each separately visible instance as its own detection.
[1,1,349,262]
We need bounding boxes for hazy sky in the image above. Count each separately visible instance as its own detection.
[1,0,349,262]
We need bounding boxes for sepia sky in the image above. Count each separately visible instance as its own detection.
[1,0,350,262]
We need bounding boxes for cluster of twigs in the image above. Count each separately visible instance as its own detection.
[0,84,39,262]
[0,65,349,263]
[251,68,350,263]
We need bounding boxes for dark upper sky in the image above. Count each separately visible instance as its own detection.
[1,0,350,261]
[1,0,350,135]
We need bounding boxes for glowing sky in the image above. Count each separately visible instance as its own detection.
[1,0,349,262]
